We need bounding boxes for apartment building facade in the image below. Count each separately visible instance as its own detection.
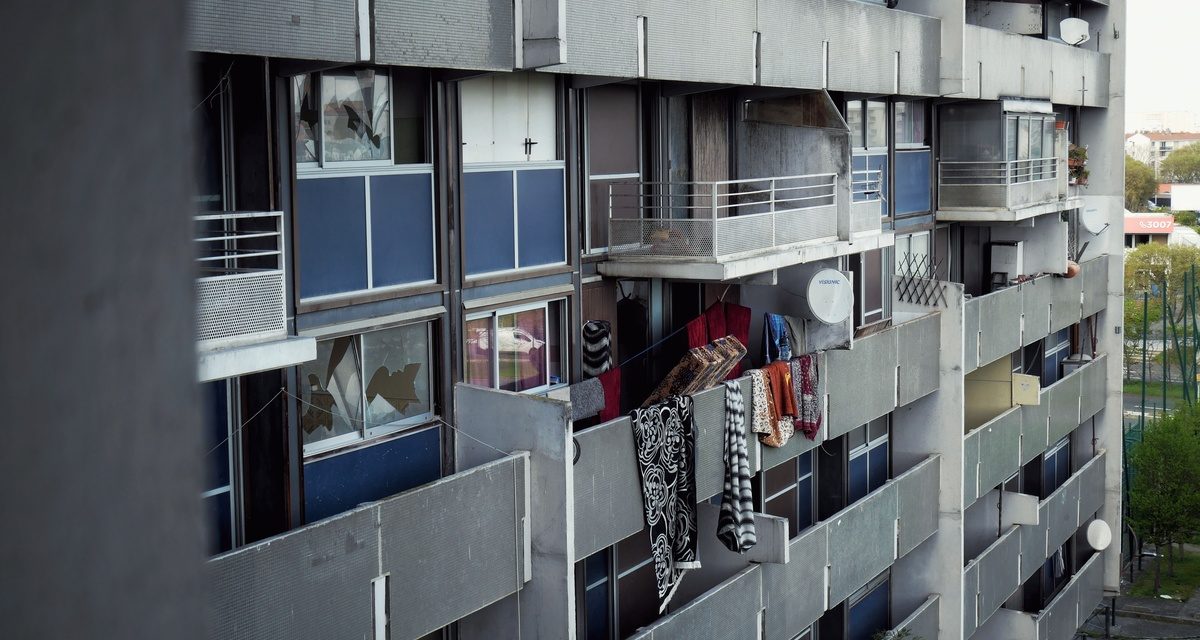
[190,0,1126,638]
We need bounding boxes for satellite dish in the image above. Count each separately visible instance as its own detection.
[1060,18,1091,46]
[1086,520,1112,551]
[1081,207,1108,234]
[800,269,854,325]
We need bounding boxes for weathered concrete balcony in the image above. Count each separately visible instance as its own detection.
[963,24,1111,108]
[574,311,942,559]
[195,211,314,382]
[963,452,1107,637]
[599,173,892,281]
[963,255,1109,374]
[207,452,531,640]
[626,455,941,640]
[970,551,1105,640]
[937,157,1080,222]
[889,595,941,640]
[964,354,1107,507]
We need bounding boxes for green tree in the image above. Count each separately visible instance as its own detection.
[1124,243,1200,297]
[1127,155,1158,211]
[1129,406,1200,593]
[1161,144,1200,184]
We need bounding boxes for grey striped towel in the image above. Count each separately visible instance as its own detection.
[717,379,756,553]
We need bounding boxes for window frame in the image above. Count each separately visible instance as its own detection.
[300,320,438,458]
[848,416,891,503]
[583,83,644,256]
[464,299,569,395]
[761,450,817,539]
[294,67,433,172]
[894,99,929,149]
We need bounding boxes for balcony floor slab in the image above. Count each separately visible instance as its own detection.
[598,231,894,281]
[198,335,316,382]
[937,196,1084,223]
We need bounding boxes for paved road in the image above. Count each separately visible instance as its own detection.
[1081,613,1200,638]
[1124,392,1178,423]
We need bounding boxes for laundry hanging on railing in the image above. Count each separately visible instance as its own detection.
[791,354,821,440]
[629,395,701,612]
[582,320,613,378]
[747,370,774,436]
[717,380,756,553]
[686,302,752,379]
[597,368,622,422]
[762,313,794,363]
[758,360,796,448]
[641,336,747,408]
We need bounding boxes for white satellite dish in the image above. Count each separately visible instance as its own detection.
[1060,18,1091,46]
[1086,520,1112,551]
[800,268,854,325]
[1081,207,1108,235]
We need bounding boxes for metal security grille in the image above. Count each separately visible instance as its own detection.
[607,173,838,261]
[195,211,286,349]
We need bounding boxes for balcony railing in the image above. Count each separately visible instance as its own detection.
[195,211,286,350]
[851,168,883,233]
[938,158,1065,211]
[606,173,838,261]
[208,451,531,640]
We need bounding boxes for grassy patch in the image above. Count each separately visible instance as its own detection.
[1129,547,1200,598]
[1123,380,1191,402]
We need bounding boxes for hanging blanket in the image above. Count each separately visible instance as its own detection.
[582,320,613,377]
[747,370,773,435]
[791,355,822,440]
[758,361,796,448]
[641,336,746,407]
[630,396,701,612]
[762,313,793,363]
[717,380,756,553]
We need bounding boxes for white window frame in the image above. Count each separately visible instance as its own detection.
[301,320,437,458]
[464,299,569,395]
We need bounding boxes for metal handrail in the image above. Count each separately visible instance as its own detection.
[939,157,1060,187]
[195,211,284,276]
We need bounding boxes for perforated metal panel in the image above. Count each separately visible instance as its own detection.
[694,384,735,501]
[828,483,898,605]
[893,596,939,640]
[827,330,897,438]
[897,456,940,556]
[1079,355,1107,420]
[963,430,980,506]
[1081,255,1108,318]
[1047,373,1081,445]
[1021,395,1050,464]
[978,287,1022,366]
[384,455,529,639]
[1021,509,1049,580]
[541,0,639,77]
[976,408,1022,497]
[374,0,513,71]
[1077,453,1106,519]
[976,527,1021,626]
[572,417,643,559]
[964,296,981,373]
[963,562,979,637]
[642,0,757,85]
[631,566,764,640]
[1047,481,1081,551]
[849,200,883,234]
[898,313,940,405]
[208,509,377,640]
[207,454,529,640]
[762,525,828,640]
[187,0,358,61]
[196,272,286,348]
[1021,276,1053,345]
[1050,275,1083,333]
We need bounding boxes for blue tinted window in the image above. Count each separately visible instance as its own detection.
[302,427,441,522]
[849,454,870,503]
[202,381,230,491]
[584,550,610,640]
[463,171,517,275]
[869,443,889,493]
[848,579,890,640]
[296,177,368,297]
[370,173,435,286]
[797,475,814,532]
[516,169,567,268]
[204,491,232,555]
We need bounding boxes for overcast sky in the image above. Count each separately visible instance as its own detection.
[1126,0,1200,129]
